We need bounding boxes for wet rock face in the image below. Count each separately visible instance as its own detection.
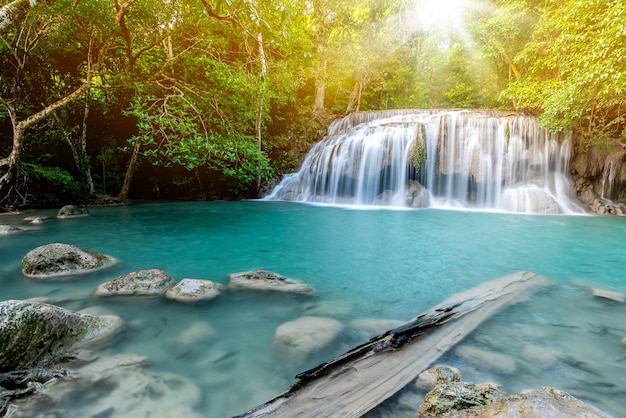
[419,382,504,417]
[95,269,176,297]
[22,243,115,278]
[228,269,317,295]
[0,300,120,372]
[165,279,224,303]
[56,205,90,219]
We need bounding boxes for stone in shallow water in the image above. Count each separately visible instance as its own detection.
[177,321,217,346]
[520,344,564,370]
[22,243,115,278]
[419,381,504,417]
[228,269,317,295]
[56,205,90,218]
[0,225,25,235]
[591,288,625,303]
[274,316,343,360]
[165,278,224,303]
[414,365,462,392]
[0,300,122,371]
[455,345,517,374]
[95,269,176,297]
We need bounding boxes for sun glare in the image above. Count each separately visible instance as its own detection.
[414,0,471,33]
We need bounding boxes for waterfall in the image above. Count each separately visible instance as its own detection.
[265,110,586,214]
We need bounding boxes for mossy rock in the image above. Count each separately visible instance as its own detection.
[95,269,176,297]
[57,205,90,219]
[22,243,116,278]
[0,300,121,372]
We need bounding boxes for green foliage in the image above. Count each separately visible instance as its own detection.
[22,163,83,205]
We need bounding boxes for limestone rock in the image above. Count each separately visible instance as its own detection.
[455,345,517,374]
[22,243,115,278]
[419,382,504,417]
[0,225,25,235]
[415,365,462,392]
[23,216,51,224]
[95,269,175,297]
[177,321,216,346]
[407,180,431,208]
[56,205,90,218]
[520,344,563,369]
[447,386,609,418]
[591,288,625,303]
[274,316,343,360]
[0,300,122,371]
[229,269,317,296]
[165,279,224,303]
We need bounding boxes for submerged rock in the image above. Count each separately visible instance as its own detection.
[229,269,317,295]
[0,225,25,235]
[23,215,51,224]
[165,279,224,303]
[274,316,343,360]
[0,300,122,372]
[591,287,625,303]
[56,205,89,219]
[95,269,175,297]
[455,345,517,374]
[22,243,115,278]
[349,318,405,340]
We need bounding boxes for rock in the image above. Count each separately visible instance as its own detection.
[8,354,203,418]
[274,316,343,360]
[0,300,122,372]
[165,279,224,303]
[349,318,405,340]
[446,386,609,418]
[520,344,563,369]
[0,225,25,235]
[23,216,50,224]
[591,288,625,303]
[56,205,89,218]
[414,365,462,392]
[229,269,317,296]
[177,321,217,346]
[621,337,626,347]
[95,269,175,297]
[22,243,116,278]
[455,345,517,374]
[407,180,431,208]
[419,381,504,417]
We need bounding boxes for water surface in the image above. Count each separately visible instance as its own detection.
[1,202,625,416]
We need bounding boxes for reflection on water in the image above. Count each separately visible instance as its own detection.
[1,201,625,417]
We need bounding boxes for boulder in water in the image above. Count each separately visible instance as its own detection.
[96,269,176,297]
[0,225,25,235]
[406,180,430,208]
[414,365,462,393]
[165,279,224,303]
[0,300,122,372]
[424,386,609,418]
[274,316,343,361]
[22,243,116,278]
[591,287,625,303]
[419,381,504,417]
[228,269,317,295]
[56,205,90,218]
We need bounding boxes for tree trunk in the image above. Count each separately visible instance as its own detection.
[0,83,89,206]
[0,0,54,35]
[313,54,327,115]
[80,89,95,194]
[116,137,141,201]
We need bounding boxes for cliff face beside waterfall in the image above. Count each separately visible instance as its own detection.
[267,110,608,214]
[570,135,626,215]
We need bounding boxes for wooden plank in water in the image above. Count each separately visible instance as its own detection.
[237,271,549,418]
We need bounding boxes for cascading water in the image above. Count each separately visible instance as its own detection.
[265,110,586,214]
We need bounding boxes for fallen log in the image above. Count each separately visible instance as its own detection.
[237,271,550,418]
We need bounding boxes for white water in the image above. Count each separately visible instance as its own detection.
[266,110,586,214]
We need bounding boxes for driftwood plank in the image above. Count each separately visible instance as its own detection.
[237,271,550,418]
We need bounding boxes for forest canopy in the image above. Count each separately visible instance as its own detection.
[0,0,624,208]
